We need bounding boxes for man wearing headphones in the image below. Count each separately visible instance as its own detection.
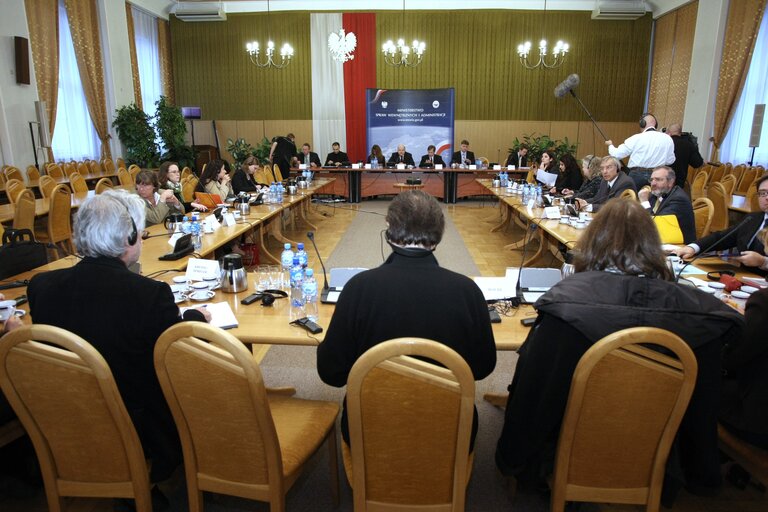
[317,190,496,448]
[605,113,675,190]
[27,190,210,489]
[638,166,696,244]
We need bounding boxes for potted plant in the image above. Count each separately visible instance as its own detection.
[154,96,196,169]
[508,134,578,165]
[226,138,254,169]
[112,103,160,167]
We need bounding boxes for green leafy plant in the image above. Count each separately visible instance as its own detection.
[509,134,578,165]
[253,137,272,165]
[112,103,160,167]
[154,96,196,169]
[226,136,273,168]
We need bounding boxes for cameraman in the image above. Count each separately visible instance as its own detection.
[668,124,703,188]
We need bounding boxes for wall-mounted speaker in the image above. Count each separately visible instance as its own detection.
[14,36,30,85]
[749,104,765,148]
[35,101,51,148]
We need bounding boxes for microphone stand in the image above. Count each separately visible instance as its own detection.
[306,231,330,301]
[568,90,609,141]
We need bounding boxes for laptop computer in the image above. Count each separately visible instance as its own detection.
[517,267,562,304]
[320,267,367,303]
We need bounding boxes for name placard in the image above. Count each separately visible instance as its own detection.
[186,258,220,282]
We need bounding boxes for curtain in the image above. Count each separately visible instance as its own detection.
[63,0,111,158]
[343,13,376,163]
[311,13,347,160]
[24,0,59,161]
[711,0,767,160]
[157,18,176,105]
[125,2,143,110]
[51,0,101,161]
[131,5,163,119]
[720,7,768,165]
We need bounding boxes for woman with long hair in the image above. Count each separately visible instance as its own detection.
[157,161,207,212]
[550,153,583,194]
[231,155,265,194]
[562,154,602,199]
[536,150,559,187]
[366,144,385,165]
[198,159,232,200]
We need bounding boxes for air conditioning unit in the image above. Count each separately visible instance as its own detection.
[592,0,647,20]
[173,2,227,22]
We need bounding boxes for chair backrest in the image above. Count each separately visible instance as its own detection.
[692,197,714,239]
[181,167,192,180]
[94,177,114,194]
[707,181,730,232]
[0,171,6,188]
[736,167,759,195]
[690,169,708,200]
[47,184,73,246]
[129,165,141,182]
[47,164,65,180]
[182,176,199,202]
[102,158,116,174]
[77,161,89,177]
[5,179,25,204]
[26,165,40,181]
[525,169,535,184]
[69,171,89,194]
[551,327,697,512]
[0,325,152,511]
[746,185,760,212]
[38,175,57,199]
[4,166,23,183]
[709,164,725,184]
[12,189,36,233]
[620,188,638,201]
[345,338,475,512]
[63,162,78,179]
[272,164,284,182]
[719,173,737,195]
[262,165,275,184]
[479,156,489,167]
[116,157,126,169]
[88,160,102,175]
[728,163,745,185]
[118,168,133,187]
[154,322,286,504]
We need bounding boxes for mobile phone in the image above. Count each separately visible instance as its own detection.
[488,307,501,323]
[14,295,28,307]
[520,317,536,327]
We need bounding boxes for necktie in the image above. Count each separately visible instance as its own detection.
[747,216,768,251]
[305,155,310,166]
[652,197,661,213]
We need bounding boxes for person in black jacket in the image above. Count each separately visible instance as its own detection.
[387,144,415,167]
[325,142,350,167]
[232,155,266,194]
[550,153,583,195]
[451,139,475,166]
[27,190,211,483]
[668,124,703,187]
[638,166,696,244]
[294,143,322,168]
[418,145,446,168]
[576,156,636,212]
[505,145,529,168]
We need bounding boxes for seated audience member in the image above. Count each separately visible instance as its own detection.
[418,145,446,168]
[495,198,743,493]
[563,155,602,200]
[135,169,185,226]
[199,159,233,200]
[317,190,496,447]
[27,190,211,484]
[294,143,321,168]
[575,156,636,212]
[638,166,696,244]
[325,142,350,167]
[157,161,207,212]
[366,144,385,165]
[387,144,415,167]
[231,155,264,194]
[506,145,529,168]
[451,139,475,166]
[675,174,768,275]
[550,153,583,195]
[720,228,768,449]
[536,150,559,188]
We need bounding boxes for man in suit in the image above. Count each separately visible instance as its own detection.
[418,145,446,168]
[387,144,415,167]
[505,145,529,168]
[294,143,322,168]
[451,139,475,166]
[576,156,636,212]
[325,141,350,167]
[27,190,211,484]
[675,174,768,274]
[638,166,696,244]
[667,124,703,187]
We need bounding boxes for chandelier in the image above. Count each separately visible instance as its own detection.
[517,0,569,70]
[381,0,426,67]
[244,0,294,69]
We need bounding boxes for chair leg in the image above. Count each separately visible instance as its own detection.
[186,467,204,512]
[327,427,340,507]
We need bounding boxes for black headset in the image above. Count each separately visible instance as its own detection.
[259,289,287,306]
[121,205,138,246]
[639,113,657,130]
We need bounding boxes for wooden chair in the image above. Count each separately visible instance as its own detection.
[728,163,745,185]
[102,158,116,174]
[26,165,40,181]
[343,338,475,512]
[116,157,126,169]
[181,167,192,180]
[38,175,57,198]
[479,156,489,167]
[129,165,141,183]
[12,189,36,234]
[69,171,89,194]
[4,166,23,183]
[736,167,759,195]
[88,160,102,175]
[0,171,6,190]
[254,168,269,185]
[525,169,535,184]
[746,185,760,212]
[709,164,725,184]
[118,168,133,187]
[63,162,78,179]
[273,164,284,182]
[154,322,340,512]
[263,165,276,184]
[551,327,697,512]
[719,173,737,195]
[0,325,153,512]
[690,169,708,200]
[620,188,638,201]
[40,184,74,255]
[94,178,114,194]
[77,161,89,177]
[182,176,199,202]
[692,197,714,239]
[707,181,730,232]
[5,178,26,204]
[47,164,65,180]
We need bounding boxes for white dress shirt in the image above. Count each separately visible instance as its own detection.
[608,128,676,168]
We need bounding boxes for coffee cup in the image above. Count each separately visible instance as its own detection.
[0,300,16,322]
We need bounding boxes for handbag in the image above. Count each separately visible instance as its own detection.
[0,229,49,280]
[653,215,684,245]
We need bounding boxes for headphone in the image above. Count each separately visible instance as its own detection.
[639,113,657,130]
[120,204,138,246]
[258,289,287,306]
[706,270,735,281]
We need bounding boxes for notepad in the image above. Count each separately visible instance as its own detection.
[181,301,238,330]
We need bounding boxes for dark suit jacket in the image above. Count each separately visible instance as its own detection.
[28,256,204,481]
[325,151,349,166]
[387,151,415,166]
[587,171,636,211]
[451,150,476,165]
[647,185,697,244]
[418,154,446,168]
[505,152,528,168]
[694,212,766,270]
[297,151,322,167]
[672,135,704,186]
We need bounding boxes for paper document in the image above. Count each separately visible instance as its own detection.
[473,276,517,301]
[536,169,557,187]
[181,302,238,330]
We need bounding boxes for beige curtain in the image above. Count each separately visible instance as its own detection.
[125,2,143,110]
[157,18,176,105]
[711,0,767,160]
[24,0,59,161]
[63,0,111,158]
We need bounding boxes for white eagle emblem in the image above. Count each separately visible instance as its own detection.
[328,29,357,63]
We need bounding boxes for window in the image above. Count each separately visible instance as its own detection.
[131,6,162,120]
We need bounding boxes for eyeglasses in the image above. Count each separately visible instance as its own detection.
[758,190,768,198]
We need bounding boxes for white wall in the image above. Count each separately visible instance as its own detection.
[0,0,40,168]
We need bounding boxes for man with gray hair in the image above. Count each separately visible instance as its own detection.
[28,190,210,485]
[638,166,696,243]
[575,156,636,212]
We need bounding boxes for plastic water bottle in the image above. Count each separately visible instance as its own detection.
[280,243,294,287]
[302,268,318,322]
[296,242,308,268]
[181,216,190,234]
[191,219,202,251]
[535,185,543,207]
[289,257,305,321]
[371,157,378,169]
[276,182,284,204]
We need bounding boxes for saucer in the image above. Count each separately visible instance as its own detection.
[731,290,750,299]
[191,282,209,289]
[697,286,716,294]
[707,282,726,290]
[173,292,187,304]
[172,276,188,284]
[189,290,214,302]
[740,285,759,294]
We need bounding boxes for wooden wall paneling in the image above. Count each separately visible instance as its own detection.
[214,120,238,161]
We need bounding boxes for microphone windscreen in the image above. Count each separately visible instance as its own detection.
[554,73,580,98]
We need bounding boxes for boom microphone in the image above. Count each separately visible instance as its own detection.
[306,231,330,300]
[554,74,580,98]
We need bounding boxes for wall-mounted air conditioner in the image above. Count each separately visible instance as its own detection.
[592,0,648,20]
[172,2,227,22]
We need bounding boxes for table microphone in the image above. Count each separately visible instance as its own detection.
[674,216,751,282]
[307,231,330,301]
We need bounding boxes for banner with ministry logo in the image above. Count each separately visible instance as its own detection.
[366,89,455,163]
